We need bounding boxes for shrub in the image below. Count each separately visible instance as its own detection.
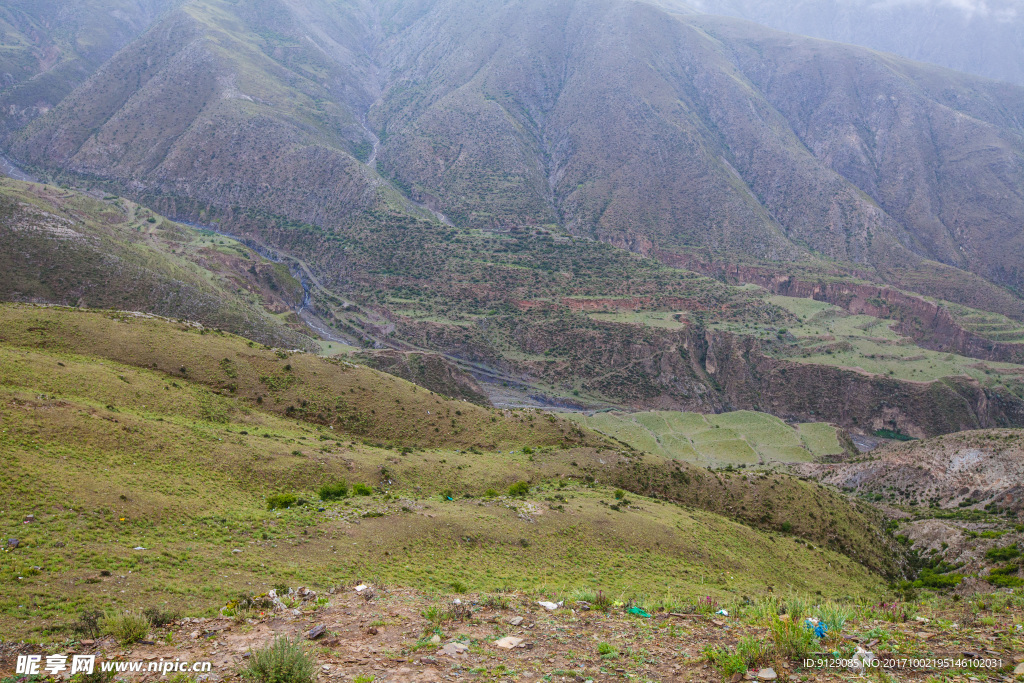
[100,611,150,645]
[142,606,179,628]
[318,481,348,501]
[352,483,373,496]
[483,488,499,498]
[748,595,781,624]
[702,645,746,676]
[267,493,298,510]
[736,636,773,669]
[240,636,317,683]
[613,489,625,500]
[986,544,1020,562]
[71,609,103,639]
[522,446,534,454]
[914,568,963,589]
[769,616,815,660]
[508,481,530,497]
[596,642,618,659]
[816,602,853,638]
[784,596,808,621]
[481,594,510,610]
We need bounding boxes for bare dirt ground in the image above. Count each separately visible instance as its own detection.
[2,586,1022,683]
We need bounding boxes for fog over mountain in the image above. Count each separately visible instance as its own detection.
[6,0,1024,291]
[691,0,1024,85]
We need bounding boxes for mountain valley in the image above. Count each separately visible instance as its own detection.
[1,0,1024,677]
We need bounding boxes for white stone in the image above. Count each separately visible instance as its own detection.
[494,636,523,649]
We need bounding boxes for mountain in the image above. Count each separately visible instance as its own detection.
[6,0,1024,292]
[690,0,1024,86]
[0,0,183,134]
[4,0,1024,432]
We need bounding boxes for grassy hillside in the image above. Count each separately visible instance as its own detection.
[0,306,899,637]
[568,409,844,466]
[0,179,316,350]
[0,304,597,450]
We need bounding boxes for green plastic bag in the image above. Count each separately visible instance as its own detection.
[627,606,652,618]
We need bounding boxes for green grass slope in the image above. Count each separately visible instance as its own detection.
[0,304,597,451]
[0,311,888,638]
[0,306,900,581]
[569,410,843,466]
[0,179,315,350]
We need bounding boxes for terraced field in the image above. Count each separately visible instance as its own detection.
[717,296,1024,387]
[948,303,1024,343]
[566,410,844,466]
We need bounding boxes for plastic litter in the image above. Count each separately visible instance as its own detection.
[715,609,729,616]
[538,600,563,610]
[627,606,652,618]
[804,618,829,638]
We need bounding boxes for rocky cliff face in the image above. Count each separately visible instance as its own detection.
[696,329,1024,438]
[392,312,1024,438]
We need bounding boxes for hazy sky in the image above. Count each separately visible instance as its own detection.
[691,0,1022,18]
[869,0,1019,19]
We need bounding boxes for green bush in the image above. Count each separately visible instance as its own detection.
[483,488,499,498]
[785,596,808,621]
[613,489,625,500]
[736,636,772,669]
[71,609,104,639]
[352,483,373,496]
[985,544,1020,562]
[596,642,618,659]
[267,493,298,510]
[815,602,852,636]
[318,481,348,501]
[914,568,963,589]
[702,645,746,676]
[508,481,530,497]
[769,616,815,660]
[240,636,317,683]
[873,429,915,441]
[100,611,150,645]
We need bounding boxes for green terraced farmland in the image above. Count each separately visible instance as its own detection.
[567,410,843,466]
[715,296,1024,387]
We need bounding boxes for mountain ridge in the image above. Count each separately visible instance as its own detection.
[7,0,1024,291]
